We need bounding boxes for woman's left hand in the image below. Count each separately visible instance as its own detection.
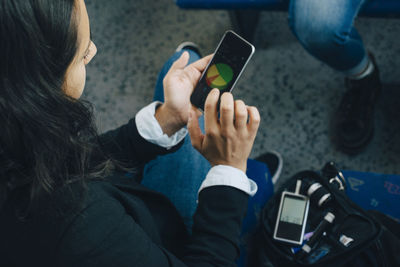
[155,52,212,136]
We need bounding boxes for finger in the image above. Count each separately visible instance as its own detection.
[204,88,220,133]
[247,106,261,134]
[183,54,214,88]
[187,109,204,151]
[170,51,190,71]
[234,100,248,129]
[191,105,203,117]
[188,54,213,72]
[219,92,235,132]
[183,65,202,89]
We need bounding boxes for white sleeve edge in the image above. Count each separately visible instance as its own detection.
[135,101,188,149]
[198,165,258,197]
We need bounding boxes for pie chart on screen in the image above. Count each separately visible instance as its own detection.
[206,63,234,90]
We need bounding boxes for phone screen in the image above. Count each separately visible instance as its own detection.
[190,31,255,111]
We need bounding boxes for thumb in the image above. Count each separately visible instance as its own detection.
[187,109,204,151]
[170,51,189,71]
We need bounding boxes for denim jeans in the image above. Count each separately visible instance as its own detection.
[288,0,369,76]
[141,50,211,230]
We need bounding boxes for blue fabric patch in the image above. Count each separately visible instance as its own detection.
[237,158,274,267]
[342,170,400,222]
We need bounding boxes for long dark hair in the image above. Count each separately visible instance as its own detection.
[0,0,113,214]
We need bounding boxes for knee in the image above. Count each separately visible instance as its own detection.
[289,6,352,50]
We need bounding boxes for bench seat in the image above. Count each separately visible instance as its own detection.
[176,0,400,17]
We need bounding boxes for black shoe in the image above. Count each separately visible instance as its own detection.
[255,150,283,184]
[334,54,382,154]
[175,41,202,57]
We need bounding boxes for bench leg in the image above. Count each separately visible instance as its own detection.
[229,9,260,42]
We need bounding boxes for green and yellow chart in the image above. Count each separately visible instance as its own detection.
[206,63,234,90]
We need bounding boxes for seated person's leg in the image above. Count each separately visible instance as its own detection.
[141,48,211,230]
[288,0,381,154]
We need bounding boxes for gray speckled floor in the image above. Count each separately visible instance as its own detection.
[84,0,400,185]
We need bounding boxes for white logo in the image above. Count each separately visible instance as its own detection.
[348,177,364,191]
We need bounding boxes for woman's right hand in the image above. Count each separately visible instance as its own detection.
[187,89,260,172]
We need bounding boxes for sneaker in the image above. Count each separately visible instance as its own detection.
[334,53,382,154]
[175,41,202,57]
[254,150,283,184]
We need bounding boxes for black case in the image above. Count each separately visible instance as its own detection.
[247,162,400,267]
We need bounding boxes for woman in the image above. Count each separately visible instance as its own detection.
[0,0,260,266]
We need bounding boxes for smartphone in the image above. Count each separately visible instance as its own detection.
[190,30,255,111]
[273,191,310,245]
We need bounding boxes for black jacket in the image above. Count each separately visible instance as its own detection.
[1,118,249,266]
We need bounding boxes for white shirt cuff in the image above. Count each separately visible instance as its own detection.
[199,165,258,197]
[135,101,187,149]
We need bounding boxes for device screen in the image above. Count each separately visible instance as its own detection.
[190,31,254,111]
[275,194,308,243]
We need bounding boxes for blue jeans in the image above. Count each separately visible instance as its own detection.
[289,0,369,76]
[141,50,211,230]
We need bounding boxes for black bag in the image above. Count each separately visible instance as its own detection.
[247,162,400,267]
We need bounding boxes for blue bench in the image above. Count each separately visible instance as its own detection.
[176,0,400,41]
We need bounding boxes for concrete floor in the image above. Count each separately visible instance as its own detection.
[84,0,400,185]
